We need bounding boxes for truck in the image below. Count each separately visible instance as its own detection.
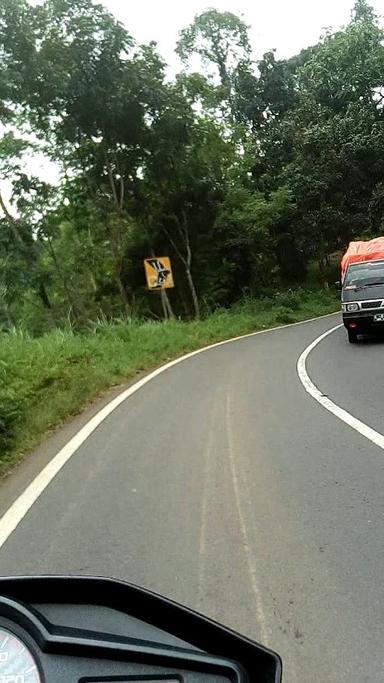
[341,237,384,343]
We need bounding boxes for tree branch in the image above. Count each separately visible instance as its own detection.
[163,226,186,265]
[119,175,125,211]
[0,190,24,247]
[104,151,119,209]
[180,210,192,267]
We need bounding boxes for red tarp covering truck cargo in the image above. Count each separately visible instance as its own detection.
[341,237,384,280]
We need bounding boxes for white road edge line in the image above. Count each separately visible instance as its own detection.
[0,310,338,550]
[297,324,384,450]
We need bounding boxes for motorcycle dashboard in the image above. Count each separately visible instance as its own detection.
[0,576,281,683]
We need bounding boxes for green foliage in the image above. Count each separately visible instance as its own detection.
[176,9,254,124]
[0,388,25,456]
[301,9,384,113]
[353,0,377,22]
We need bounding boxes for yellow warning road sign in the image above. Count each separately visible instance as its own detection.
[144,257,174,290]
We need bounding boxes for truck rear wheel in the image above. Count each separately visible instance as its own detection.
[348,329,358,344]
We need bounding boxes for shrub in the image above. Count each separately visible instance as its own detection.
[0,390,25,455]
[273,289,302,311]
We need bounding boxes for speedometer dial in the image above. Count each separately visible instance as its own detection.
[0,628,41,683]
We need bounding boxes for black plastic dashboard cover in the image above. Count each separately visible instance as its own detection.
[0,577,281,683]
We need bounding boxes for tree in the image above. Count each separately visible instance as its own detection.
[240,1,384,276]
[0,133,55,317]
[301,4,384,117]
[0,0,169,314]
[352,0,377,22]
[134,97,232,318]
[215,184,297,290]
[177,10,253,122]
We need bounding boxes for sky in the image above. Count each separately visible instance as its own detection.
[103,0,383,68]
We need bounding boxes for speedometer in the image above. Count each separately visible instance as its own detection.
[0,628,41,683]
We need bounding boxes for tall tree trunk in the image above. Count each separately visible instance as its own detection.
[159,289,175,320]
[38,282,52,310]
[86,228,99,294]
[117,272,130,314]
[116,272,130,313]
[73,223,98,294]
[104,150,130,314]
[182,214,200,319]
[164,216,200,319]
[0,190,53,314]
[109,226,130,314]
[185,266,200,319]
[163,290,175,319]
[46,236,79,317]
[160,290,168,319]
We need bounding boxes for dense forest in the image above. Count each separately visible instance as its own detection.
[0,0,383,332]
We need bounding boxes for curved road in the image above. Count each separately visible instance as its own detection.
[1,313,384,683]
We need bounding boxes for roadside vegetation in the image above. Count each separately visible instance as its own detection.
[0,288,338,476]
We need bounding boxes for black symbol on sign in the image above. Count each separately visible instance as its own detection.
[147,259,170,288]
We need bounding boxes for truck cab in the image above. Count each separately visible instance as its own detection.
[342,259,384,343]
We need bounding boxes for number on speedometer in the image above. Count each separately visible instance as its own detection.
[0,629,41,683]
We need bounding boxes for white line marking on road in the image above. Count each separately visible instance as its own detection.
[297,324,384,449]
[0,311,338,550]
[197,392,219,611]
[226,391,269,647]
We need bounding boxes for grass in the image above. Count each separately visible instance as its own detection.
[0,288,339,476]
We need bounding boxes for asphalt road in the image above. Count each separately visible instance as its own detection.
[1,313,384,683]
